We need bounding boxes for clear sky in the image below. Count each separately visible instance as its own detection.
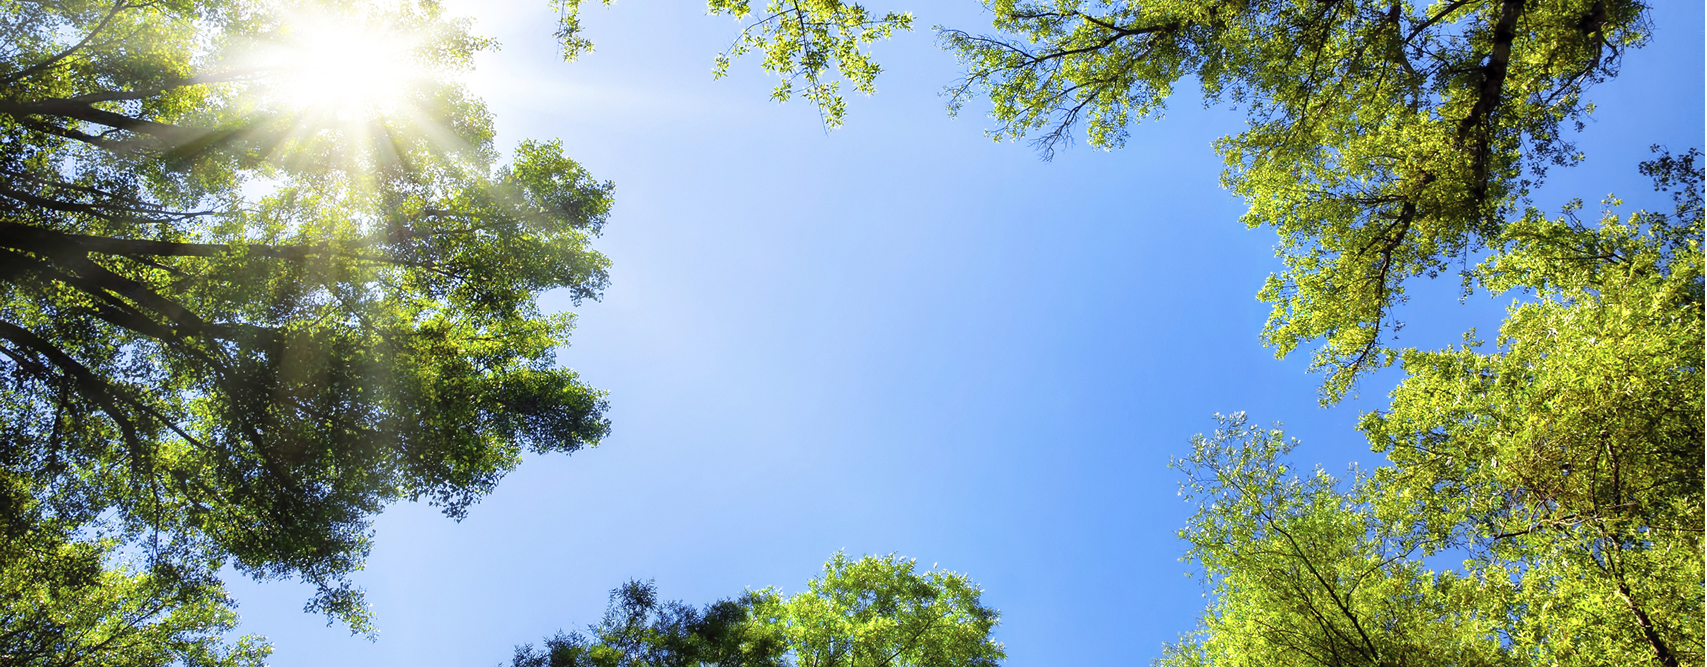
[228,2,1705,665]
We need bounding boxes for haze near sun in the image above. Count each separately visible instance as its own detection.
[258,9,427,120]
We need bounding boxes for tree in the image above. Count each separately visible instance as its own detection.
[1165,414,1512,667]
[0,0,612,651]
[510,553,1005,667]
[1163,151,1702,667]
[1357,150,1703,667]
[936,0,1654,400]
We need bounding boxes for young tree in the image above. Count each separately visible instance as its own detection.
[751,552,1004,667]
[510,553,1005,667]
[0,0,612,648]
[511,582,786,667]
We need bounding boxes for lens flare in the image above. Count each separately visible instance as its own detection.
[258,11,425,120]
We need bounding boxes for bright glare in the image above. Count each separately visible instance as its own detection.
[266,15,423,119]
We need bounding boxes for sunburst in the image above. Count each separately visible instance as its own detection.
[251,8,429,121]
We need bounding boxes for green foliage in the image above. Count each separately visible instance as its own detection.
[941,0,1652,400]
[1,527,272,667]
[511,553,1004,667]
[551,0,912,129]
[551,0,611,60]
[930,3,1699,662]
[1165,153,1703,667]
[511,581,785,667]
[1167,414,1512,667]
[1359,149,1704,667]
[0,0,613,650]
[708,0,913,129]
[751,552,1004,667]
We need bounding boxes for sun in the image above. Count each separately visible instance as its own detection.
[257,11,426,119]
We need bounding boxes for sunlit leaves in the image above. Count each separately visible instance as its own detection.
[1356,150,1704,667]
[708,0,913,129]
[753,552,1004,667]
[0,528,273,666]
[943,0,1653,401]
[511,553,1003,667]
[1168,153,1704,667]
[1167,414,1513,667]
[550,0,911,129]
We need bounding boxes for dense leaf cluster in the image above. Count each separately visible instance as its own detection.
[513,582,784,667]
[2,530,270,667]
[513,554,1005,667]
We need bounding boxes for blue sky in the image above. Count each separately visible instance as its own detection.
[229,2,1705,665]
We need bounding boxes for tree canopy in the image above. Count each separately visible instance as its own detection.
[938,0,1654,400]
[0,0,613,655]
[510,553,1005,667]
[1164,150,1702,667]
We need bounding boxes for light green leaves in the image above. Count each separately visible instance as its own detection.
[1168,414,1512,667]
[510,553,1003,667]
[942,0,1654,401]
[550,1,911,129]
[551,0,610,61]
[941,0,1200,158]
[1169,152,1704,667]
[754,552,1004,667]
[1355,150,1704,667]
[709,0,913,129]
[0,530,273,667]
